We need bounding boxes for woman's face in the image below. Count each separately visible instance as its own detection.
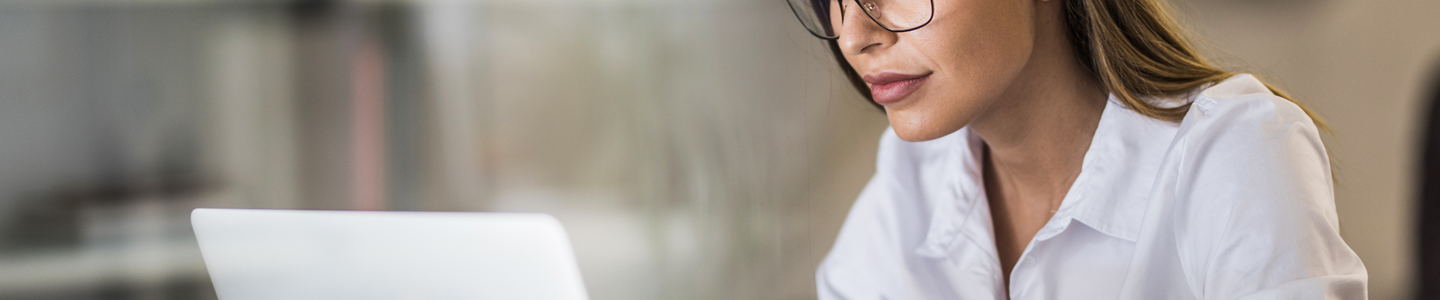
[833,0,1037,141]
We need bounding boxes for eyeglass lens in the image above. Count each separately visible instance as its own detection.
[786,0,933,39]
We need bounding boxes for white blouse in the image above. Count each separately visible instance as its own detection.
[815,74,1368,300]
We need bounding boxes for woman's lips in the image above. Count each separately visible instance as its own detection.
[863,72,931,105]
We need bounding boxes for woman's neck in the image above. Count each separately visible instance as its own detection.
[967,14,1107,208]
[972,76,1104,207]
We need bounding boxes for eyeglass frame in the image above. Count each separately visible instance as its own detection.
[785,0,937,40]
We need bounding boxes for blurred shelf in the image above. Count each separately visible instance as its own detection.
[0,239,208,294]
[0,0,293,6]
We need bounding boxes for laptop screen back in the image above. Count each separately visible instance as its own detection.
[191,208,589,300]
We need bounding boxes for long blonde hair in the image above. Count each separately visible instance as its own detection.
[828,0,1327,130]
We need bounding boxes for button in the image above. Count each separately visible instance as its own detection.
[1021,257,1036,267]
[1196,98,1218,115]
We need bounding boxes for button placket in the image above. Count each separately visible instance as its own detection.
[1009,254,1039,300]
[1010,226,1054,300]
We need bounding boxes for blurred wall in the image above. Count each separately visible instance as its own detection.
[0,0,890,299]
[0,0,1434,299]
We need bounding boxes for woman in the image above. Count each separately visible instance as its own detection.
[784,0,1369,298]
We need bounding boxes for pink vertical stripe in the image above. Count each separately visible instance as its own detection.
[351,39,387,211]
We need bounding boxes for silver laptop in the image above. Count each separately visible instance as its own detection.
[191,208,590,300]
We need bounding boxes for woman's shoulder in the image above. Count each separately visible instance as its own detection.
[1166,73,1332,198]
[1174,73,1323,148]
[1144,75,1365,298]
[1162,74,1330,185]
[1159,73,1339,254]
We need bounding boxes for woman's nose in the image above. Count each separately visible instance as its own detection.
[837,1,896,56]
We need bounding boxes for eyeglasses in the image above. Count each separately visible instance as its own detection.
[785,0,935,40]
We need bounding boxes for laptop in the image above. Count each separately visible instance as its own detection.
[191,208,590,300]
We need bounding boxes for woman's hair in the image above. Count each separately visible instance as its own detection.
[828,0,1327,130]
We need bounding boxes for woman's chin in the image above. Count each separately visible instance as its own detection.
[886,110,965,142]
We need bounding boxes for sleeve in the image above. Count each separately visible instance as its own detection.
[1173,93,1368,300]
[817,175,896,300]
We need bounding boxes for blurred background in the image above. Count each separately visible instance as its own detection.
[0,0,1434,299]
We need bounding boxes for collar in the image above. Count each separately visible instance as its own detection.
[951,95,1180,244]
[920,75,1267,256]
[1039,74,1272,242]
[1047,97,1179,242]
